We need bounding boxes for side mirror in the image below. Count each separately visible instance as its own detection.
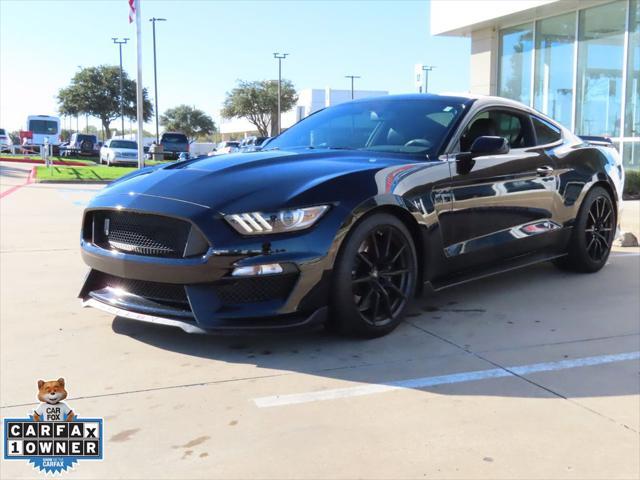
[456,136,509,175]
[470,136,509,157]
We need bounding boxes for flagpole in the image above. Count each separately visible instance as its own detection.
[134,0,144,169]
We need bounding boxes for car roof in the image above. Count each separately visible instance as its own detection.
[348,93,564,131]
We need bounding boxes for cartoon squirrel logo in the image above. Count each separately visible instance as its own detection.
[32,378,75,422]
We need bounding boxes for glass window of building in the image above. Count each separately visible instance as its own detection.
[575,1,627,138]
[623,141,639,168]
[499,23,533,105]
[626,0,640,139]
[624,0,639,169]
[533,12,576,129]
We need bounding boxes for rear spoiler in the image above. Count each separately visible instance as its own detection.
[579,135,615,148]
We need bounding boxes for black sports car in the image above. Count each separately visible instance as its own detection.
[79,94,624,337]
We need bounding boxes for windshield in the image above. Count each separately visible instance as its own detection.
[28,119,58,135]
[110,140,137,149]
[266,99,467,157]
[162,134,188,143]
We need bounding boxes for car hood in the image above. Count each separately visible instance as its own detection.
[96,149,425,212]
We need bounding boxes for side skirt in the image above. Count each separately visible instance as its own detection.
[428,251,567,292]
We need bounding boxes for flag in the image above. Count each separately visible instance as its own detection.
[128,0,136,23]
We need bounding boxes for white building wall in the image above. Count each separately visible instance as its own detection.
[431,0,557,36]
[470,27,499,96]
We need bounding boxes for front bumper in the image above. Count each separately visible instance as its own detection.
[79,193,345,333]
[113,156,138,164]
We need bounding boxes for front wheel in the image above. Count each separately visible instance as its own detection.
[554,186,616,273]
[329,213,417,338]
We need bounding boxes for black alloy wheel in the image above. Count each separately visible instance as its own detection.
[554,186,615,273]
[330,213,417,337]
[352,226,413,327]
[584,194,614,262]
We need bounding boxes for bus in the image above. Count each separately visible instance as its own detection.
[26,115,61,147]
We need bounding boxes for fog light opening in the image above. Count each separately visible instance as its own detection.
[231,263,283,277]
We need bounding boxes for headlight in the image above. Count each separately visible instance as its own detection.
[225,205,329,235]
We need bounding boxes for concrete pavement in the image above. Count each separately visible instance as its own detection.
[1,161,638,479]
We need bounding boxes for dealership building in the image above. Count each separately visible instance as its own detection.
[431,0,639,169]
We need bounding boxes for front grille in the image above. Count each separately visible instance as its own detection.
[88,211,208,258]
[101,273,189,306]
[213,274,298,304]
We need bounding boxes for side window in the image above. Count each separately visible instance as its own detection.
[532,116,562,145]
[494,112,524,147]
[459,109,534,151]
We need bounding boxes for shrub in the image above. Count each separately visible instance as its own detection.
[624,169,640,199]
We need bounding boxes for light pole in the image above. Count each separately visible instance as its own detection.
[345,75,361,100]
[422,65,435,93]
[273,52,288,135]
[149,17,166,143]
[112,38,129,137]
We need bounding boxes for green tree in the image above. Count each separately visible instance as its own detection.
[160,105,216,142]
[221,80,298,136]
[59,129,73,142]
[57,65,152,139]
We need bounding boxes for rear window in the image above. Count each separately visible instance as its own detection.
[532,116,561,145]
[162,134,188,143]
[76,134,97,142]
[0,129,6,135]
[110,140,137,149]
[29,120,58,134]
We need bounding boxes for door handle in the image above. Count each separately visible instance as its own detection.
[536,166,554,176]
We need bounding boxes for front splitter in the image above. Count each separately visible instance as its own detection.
[82,298,327,334]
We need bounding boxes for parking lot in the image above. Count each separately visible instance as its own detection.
[1,161,639,479]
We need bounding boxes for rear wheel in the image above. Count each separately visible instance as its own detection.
[554,186,615,273]
[329,213,417,338]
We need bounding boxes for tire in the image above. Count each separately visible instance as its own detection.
[80,140,93,153]
[329,213,418,338]
[554,186,616,273]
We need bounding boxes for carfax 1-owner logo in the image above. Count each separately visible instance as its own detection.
[3,378,103,474]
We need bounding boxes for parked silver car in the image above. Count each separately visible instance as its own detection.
[99,139,138,166]
[0,128,13,153]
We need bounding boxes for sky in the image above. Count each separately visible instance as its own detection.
[0,0,470,133]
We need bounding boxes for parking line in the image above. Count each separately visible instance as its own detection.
[253,351,640,408]
[0,167,35,199]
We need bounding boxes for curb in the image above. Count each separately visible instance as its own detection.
[34,179,110,185]
[0,157,94,167]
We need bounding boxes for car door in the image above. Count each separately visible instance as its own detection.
[439,107,559,269]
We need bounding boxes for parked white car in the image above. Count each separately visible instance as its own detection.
[0,128,13,153]
[208,141,240,156]
[99,139,138,166]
